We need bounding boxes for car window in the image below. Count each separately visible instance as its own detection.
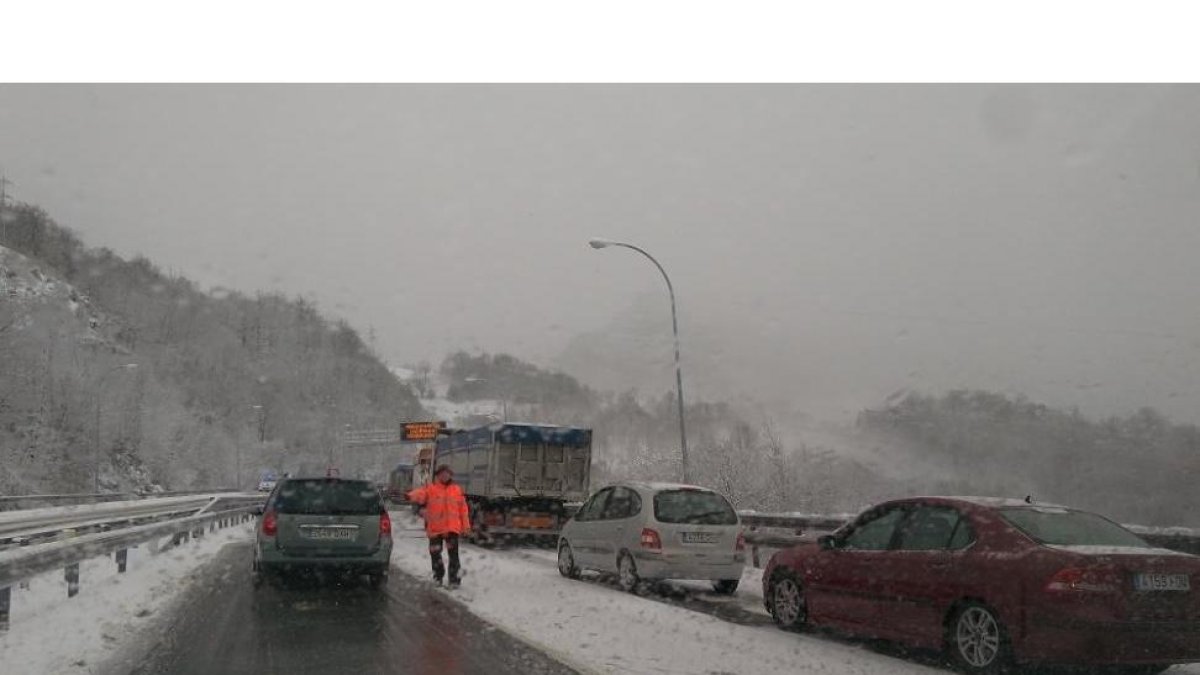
[653,489,737,525]
[999,507,1151,548]
[842,507,907,550]
[947,516,976,550]
[272,479,383,515]
[895,506,965,551]
[601,486,640,520]
[576,488,613,522]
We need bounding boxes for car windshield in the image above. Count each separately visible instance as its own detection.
[273,480,383,515]
[999,507,1152,548]
[654,489,738,525]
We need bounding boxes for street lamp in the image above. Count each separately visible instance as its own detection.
[588,238,691,483]
[94,363,138,492]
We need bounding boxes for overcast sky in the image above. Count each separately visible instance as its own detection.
[3,85,1200,422]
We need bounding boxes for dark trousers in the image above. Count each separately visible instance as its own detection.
[428,533,460,581]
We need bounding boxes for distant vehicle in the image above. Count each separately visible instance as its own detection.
[763,496,1200,673]
[385,463,415,504]
[434,423,592,542]
[557,482,745,594]
[256,478,277,492]
[253,477,393,588]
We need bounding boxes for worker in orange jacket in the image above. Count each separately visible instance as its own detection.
[407,464,471,586]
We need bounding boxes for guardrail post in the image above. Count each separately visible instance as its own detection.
[0,586,10,631]
[65,564,80,597]
[116,548,128,573]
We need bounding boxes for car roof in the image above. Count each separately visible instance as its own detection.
[877,495,1071,510]
[280,476,374,485]
[614,481,723,494]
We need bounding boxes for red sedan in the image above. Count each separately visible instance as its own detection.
[763,496,1200,673]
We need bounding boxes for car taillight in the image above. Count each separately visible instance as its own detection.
[1044,565,1121,593]
[261,510,277,537]
[640,528,662,550]
[736,532,746,552]
[379,511,392,536]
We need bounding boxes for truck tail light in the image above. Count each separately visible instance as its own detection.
[379,511,392,536]
[736,532,746,552]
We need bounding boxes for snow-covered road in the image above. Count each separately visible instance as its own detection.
[391,513,948,675]
[389,512,1200,675]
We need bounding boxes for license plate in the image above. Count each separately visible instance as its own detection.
[304,527,357,541]
[1134,573,1191,592]
[512,515,554,529]
[681,532,717,544]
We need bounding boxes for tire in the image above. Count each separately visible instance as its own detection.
[767,571,807,630]
[946,602,1011,673]
[617,552,641,593]
[557,541,581,579]
[712,579,740,595]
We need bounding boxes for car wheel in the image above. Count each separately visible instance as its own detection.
[251,559,264,588]
[617,552,640,593]
[557,541,581,579]
[712,579,739,595]
[946,602,1010,673]
[768,571,807,630]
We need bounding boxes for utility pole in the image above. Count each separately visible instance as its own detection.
[0,174,13,243]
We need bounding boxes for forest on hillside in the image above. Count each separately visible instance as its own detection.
[0,202,424,494]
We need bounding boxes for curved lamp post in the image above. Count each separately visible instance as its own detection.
[588,238,690,483]
[94,363,138,492]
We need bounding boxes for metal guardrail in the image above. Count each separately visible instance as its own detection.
[0,504,260,631]
[0,493,262,551]
[0,488,241,512]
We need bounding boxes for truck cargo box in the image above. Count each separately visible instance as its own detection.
[434,423,592,503]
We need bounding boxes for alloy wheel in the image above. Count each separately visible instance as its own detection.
[955,606,1001,668]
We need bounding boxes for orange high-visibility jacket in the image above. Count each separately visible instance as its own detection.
[407,481,470,536]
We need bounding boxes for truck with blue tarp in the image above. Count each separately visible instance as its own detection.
[433,422,592,541]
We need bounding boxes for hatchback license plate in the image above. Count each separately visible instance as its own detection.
[681,532,717,544]
[1134,573,1190,592]
[305,527,356,541]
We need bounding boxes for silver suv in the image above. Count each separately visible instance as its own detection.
[557,482,745,594]
[253,477,393,587]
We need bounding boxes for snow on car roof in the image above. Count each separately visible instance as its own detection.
[904,496,1071,509]
[623,481,721,493]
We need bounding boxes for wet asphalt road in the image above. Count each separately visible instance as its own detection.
[113,541,578,675]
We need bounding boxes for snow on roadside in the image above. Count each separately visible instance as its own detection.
[388,513,941,675]
[0,522,254,675]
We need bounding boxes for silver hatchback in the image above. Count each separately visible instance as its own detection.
[557,482,746,594]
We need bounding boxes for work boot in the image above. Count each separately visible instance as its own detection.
[432,574,443,586]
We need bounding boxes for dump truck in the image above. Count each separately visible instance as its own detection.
[433,422,592,542]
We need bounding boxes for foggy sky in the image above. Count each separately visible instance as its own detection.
[3,85,1200,423]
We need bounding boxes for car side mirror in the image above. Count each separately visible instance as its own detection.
[818,534,838,551]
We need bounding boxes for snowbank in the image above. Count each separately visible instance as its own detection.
[0,522,254,675]
[389,513,942,675]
